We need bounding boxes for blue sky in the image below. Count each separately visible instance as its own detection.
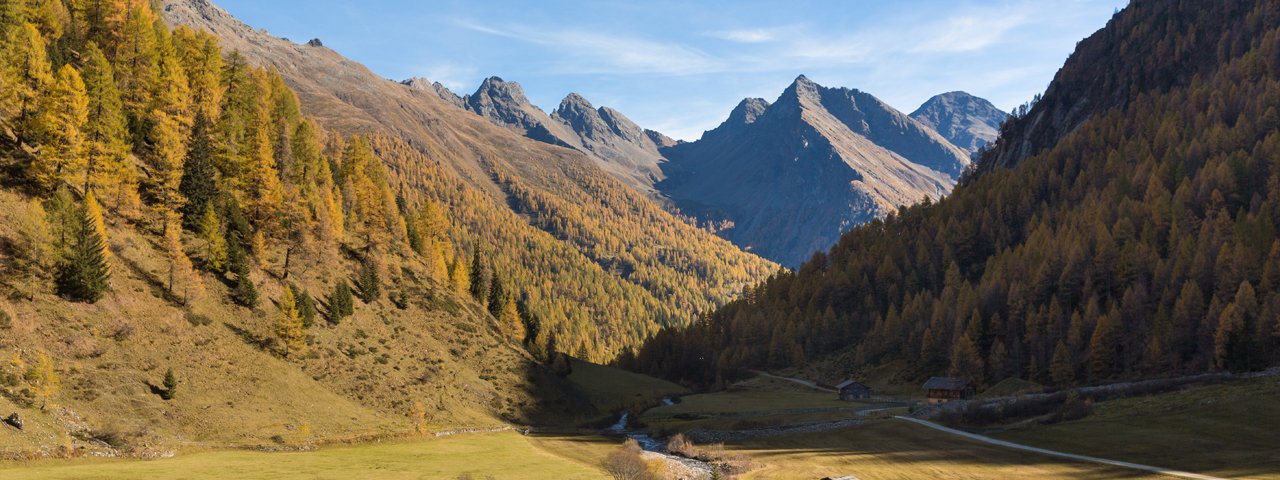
[215,0,1127,141]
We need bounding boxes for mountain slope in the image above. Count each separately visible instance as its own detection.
[431,77,670,195]
[634,0,1280,388]
[658,76,970,266]
[159,0,776,360]
[910,91,1008,154]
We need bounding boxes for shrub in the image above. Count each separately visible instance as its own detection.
[602,439,657,480]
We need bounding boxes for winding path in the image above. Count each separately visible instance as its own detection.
[894,417,1228,480]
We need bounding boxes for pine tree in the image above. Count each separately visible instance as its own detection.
[79,42,129,196]
[197,203,227,272]
[46,185,76,251]
[469,249,490,307]
[275,286,306,358]
[290,283,316,328]
[31,64,88,191]
[488,275,506,318]
[329,281,354,323]
[56,194,111,302]
[355,256,381,303]
[178,113,219,227]
[160,367,177,400]
[227,235,257,307]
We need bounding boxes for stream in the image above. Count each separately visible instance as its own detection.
[605,397,676,452]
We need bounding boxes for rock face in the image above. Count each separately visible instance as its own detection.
[910,91,1008,154]
[659,75,971,266]
[425,76,669,194]
[549,93,667,194]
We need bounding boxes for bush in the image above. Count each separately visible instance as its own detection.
[602,439,657,480]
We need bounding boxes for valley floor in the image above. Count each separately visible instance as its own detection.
[3,371,1277,479]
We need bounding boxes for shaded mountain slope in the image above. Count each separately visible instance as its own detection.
[658,76,970,266]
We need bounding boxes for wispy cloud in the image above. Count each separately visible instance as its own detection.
[707,28,781,44]
[910,13,1028,53]
[415,63,478,92]
[455,19,724,76]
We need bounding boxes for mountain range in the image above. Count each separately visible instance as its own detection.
[425,75,1005,266]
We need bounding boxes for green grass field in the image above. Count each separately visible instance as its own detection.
[995,376,1280,479]
[640,376,899,433]
[567,358,688,416]
[733,420,1162,479]
[0,431,611,480]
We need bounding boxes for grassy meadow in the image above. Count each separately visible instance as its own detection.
[0,431,613,480]
[995,376,1280,479]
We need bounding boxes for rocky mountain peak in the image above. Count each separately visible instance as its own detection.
[727,98,770,126]
[473,76,531,105]
[910,91,1007,154]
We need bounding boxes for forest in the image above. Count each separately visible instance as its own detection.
[0,0,781,365]
[629,0,1280,388]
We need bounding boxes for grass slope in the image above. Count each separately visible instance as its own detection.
[0,190,579,457]
[733,421,1161,480]
[566,358,687,418]
[0,432,608,480]
[995,376,1280,479]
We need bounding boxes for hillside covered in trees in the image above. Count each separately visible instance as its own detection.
[0,0,675,454]
[631,0,1280,388]
[157,0,778,362]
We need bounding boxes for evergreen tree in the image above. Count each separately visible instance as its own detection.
[178,113,219,227]
[488,275,506,318]
[469,249,490,307]
[354,256,381,303]
[56,194,111,302]
[160,367,176,400]
[328,281,354,323]
[290,283,316,328]
[227,234,257,307]
[46,185,77,251]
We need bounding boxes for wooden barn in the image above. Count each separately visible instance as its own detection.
[835,380,872,400]
[922,377,974,404]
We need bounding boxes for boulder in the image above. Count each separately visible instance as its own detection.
[4,412,23,430]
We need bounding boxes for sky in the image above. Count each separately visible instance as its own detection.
[214,0,1128,141]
